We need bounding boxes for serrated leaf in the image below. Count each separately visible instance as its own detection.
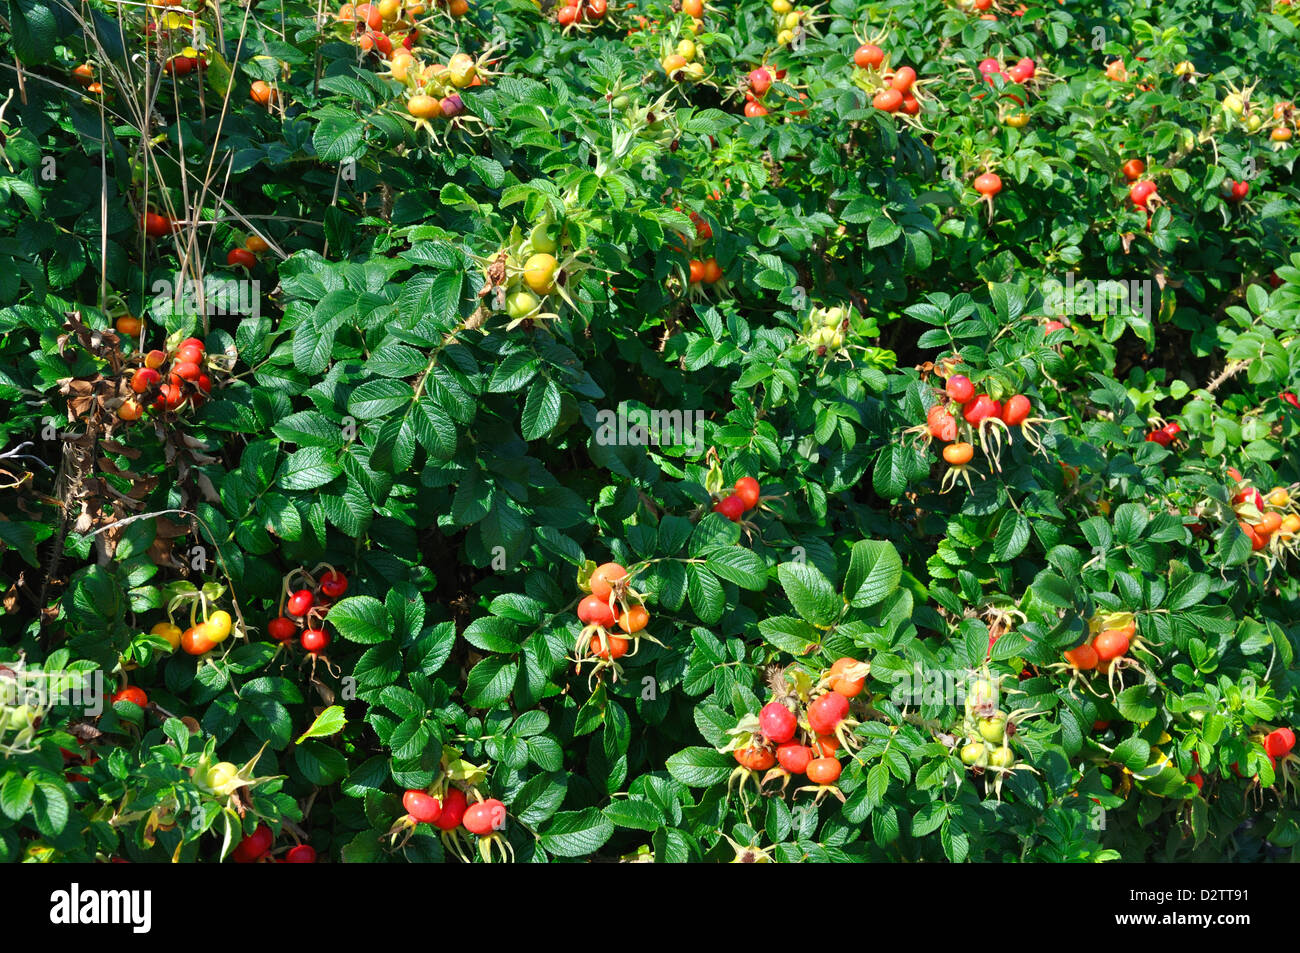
[777,561,841,626]
[845,539,901,608]
[539,808,614,857]
[665,747,734,786]
[296,705,347,743]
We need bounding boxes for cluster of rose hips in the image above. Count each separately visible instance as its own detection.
[1227,476,1298,554]
[1220,89,1297,145]
[687,256,723,285]
[125,11,212,87]
[1189,727,1296,793]
[741,65,779,117]
[954,677,1019,775]
[626,0,704,40]
[662,32,707,83]
[1266,100,1296,145]
[1145,419,1182,447]
[1116,159,1168,224]
[151,605,235,656]
[72,62,104,96]
[921,373,1039,491]
[672,205,724,287]
[773,1,808,48]
[333,1,414,61]
[740,65,809,118]
[1127,167,1160,212]
[161,45,208,77]
[574,562,651,680]
[977,55,1037,124]
[396,760,513,861]
[483,214,580,329]
[1062,613,1137,676]
[712,475,761,522]
[266,567,349,653]
[333,1,485,130]
[396,51,483,129]
[402,788,506,838]
[849,42,923,115]
[1221,178,1251,204]
[226,233,270,270]
[802,303,849,356]
[978,54,1036,91]
[556,0,607,28]
[118,336,214,421]
[727,657,869,801]
[232,822,317,863]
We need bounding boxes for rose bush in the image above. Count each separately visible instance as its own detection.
[0,0,1297,862]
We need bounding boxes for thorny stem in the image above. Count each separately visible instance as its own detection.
[1205,359,1248,394]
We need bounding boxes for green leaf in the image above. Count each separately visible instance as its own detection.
[757,615,820,655]
[867,216,902,249]
[603,797,665,832]
[1112,503,1149,544]
[349,378,414,418]
[294,741,349,784]
[1115,685,1159,722]
[665,747,735,786]
[464,656,519,708]
[511,772,568,826]
[0,773,35,820]
[277,447,342,491]
[1113,737,1151,772]
[33,781,69,836]
[844,539,902,608]
[412,396,459,460]
[312,106,366,161]
[463,617,524,653]
[539,808,614,858]
[326,596,394,644]
[872,444,910,499]
[994,511,1030,561]
[296,705,347,743]
[777,561,841,626]
[521,378,562,440]
[703,546,768,590]
[686,564,725,623]
[1167,572,1211,612]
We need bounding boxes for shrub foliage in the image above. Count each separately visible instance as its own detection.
[1,0,1299,863]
